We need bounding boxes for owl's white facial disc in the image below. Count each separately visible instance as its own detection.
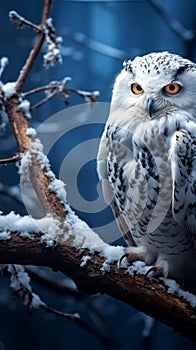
[112,51,196,118]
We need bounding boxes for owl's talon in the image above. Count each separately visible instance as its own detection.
[145,266,157,280]
[145,265,165,280]
[118,253,129,267]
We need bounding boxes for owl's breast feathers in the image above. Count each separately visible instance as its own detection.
[97,113,196,292]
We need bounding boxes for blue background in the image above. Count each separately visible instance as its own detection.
[0,1,196,349]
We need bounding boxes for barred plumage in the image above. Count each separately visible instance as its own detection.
[97,52,196,293]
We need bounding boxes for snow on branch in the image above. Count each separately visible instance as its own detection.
[9,9,63,68]
[9,10,41,32]
[23,78,99,109]
[0,57,8,79]
[43,18,62,67]
[7,264,44,310]
[0,209,195,310]
[0,0,196,343]
[5,265,84,326]
[2,264,120,345]
[0,223,195,341]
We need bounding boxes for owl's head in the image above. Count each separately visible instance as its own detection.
[112,52,196,118]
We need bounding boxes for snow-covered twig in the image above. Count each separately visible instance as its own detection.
[43,18,62,67]
[9,11,41,32]
[7,264,44,311]
[4,264,119,346]
[23,79,99,109]
[6,265,80,320]
[0,57,8,79]
[67,87,99,104]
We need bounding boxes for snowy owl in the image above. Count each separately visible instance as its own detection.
[97,52,196,293]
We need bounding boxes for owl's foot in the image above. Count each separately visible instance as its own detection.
[145,266,165,279]
[119,246,153,266]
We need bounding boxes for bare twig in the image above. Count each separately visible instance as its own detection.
[39,303,115,346]
[23,83,61,97]
[31,90,58,110]
[15,0,52,93]
[0,154,21,165]
[40,304,79,321]
[41,0,51,23]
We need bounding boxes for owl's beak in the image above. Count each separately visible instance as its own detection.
[147,98,154,118]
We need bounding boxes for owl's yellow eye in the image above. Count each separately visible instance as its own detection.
[163,83,181,95]
[131,83,144,95]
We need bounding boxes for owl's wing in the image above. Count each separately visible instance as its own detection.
[171,129,196,250]
[97,123,170,245]
[97,126,136,246]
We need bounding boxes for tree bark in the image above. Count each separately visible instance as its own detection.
[0,232,195,341]
[1,0,195,343]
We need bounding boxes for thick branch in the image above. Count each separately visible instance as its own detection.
[5,96,67,219]
[0,233,195,341]
[2,0,195,344]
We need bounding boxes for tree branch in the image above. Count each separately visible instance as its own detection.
[4,95,68,220]
[9,11,41,32]
[1,0,196,345]
[15,0,52,93]
[0,154,21,164]
[6,264,114,346]
[0,232,195,341]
